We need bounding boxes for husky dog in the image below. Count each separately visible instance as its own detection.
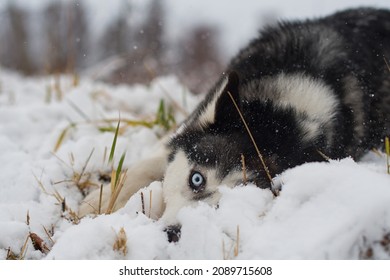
[80,8,390,239]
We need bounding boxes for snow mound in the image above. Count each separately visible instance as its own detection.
[0,70,389,259]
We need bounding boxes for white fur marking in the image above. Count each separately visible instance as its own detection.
[273,73,338,124]
[161,150,241,225]
[254,73,338,141]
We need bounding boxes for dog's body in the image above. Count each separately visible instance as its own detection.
[80,8,390,229]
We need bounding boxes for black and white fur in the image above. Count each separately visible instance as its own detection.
[80,8,390,237]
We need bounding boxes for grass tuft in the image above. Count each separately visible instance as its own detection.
[52,149,99,193]
[53,118,155,152]
[155,99,176,130]
[34,173,81,224]
[113,227,128,256]
[53,97,179,153]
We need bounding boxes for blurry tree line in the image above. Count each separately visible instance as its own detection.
[0,0,224,93]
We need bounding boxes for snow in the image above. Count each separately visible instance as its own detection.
[1,70,390,260]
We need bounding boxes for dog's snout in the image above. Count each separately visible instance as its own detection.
[164,225,181,243]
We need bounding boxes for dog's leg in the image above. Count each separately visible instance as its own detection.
[78,144,169,217]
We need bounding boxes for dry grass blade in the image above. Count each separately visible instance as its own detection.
[234,225,240,257]
[53,124,75,152]
[384,57,390,175]
[317,149,331,161]
[110,169,116,195]
[103,146,108,164]
[53,118,154,152]
[371,147,383,157]
[98,184,103,215]
[6,247,18,260]
[19,235,30,260]
[75,148,95,187]
[241,154,247,185]
[140,192,146,215]
[34,173,79,222]
[67,99,91,121]
[42,225,55,244]
[222,240,227,260]
[106,171,128,214]
[104,118,154,128]
[26,211,30,226]
[54,75,63,101]
[50,188,80,224]
[61,198,66,213]
[384,56,390,72]
[33,173,48,195]
[222,237,236,260]
[227,91,273,184]
[149,190,152,219]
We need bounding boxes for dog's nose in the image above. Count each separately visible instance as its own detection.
[164,225,181,243]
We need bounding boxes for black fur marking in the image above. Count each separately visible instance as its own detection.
[214,71,241,125]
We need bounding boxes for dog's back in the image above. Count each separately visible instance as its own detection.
[225,7,390,160]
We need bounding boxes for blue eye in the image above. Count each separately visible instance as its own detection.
[189,171,206,192]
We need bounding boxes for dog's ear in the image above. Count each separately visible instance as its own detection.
[214,71,241,124]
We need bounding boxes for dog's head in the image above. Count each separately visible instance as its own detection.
[159,71,333,236]
[160,73,275,230]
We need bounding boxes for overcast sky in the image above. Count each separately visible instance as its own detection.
[2,0,390,57]
[163,0,390,56]
[90,0,390,56]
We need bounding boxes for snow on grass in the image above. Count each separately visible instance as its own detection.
[0,70,389,260]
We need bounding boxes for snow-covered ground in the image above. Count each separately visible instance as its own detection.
[0,70,390,260]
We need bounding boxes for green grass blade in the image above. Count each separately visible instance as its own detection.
[114,152,126,188]
[108,119,121,164]
[155,99,176,130]
[54,123,75,152]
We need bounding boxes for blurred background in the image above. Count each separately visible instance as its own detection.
[1,0,390,93]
